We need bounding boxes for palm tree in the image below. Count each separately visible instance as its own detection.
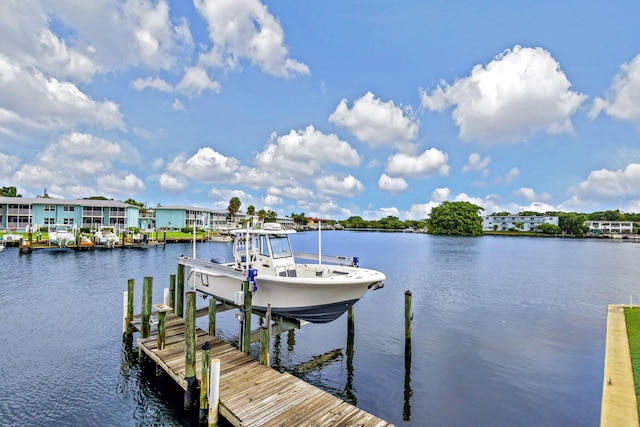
[227,197,241,224]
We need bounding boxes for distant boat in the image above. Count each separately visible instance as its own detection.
[49,224,75,247]
[180,223,385,324]
[95,226,120,248]
[0,242,5,252]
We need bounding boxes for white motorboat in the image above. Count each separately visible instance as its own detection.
[95,226,120,248]
[0,242,5,252]
[180,223,385,324]
[49,224,75,247]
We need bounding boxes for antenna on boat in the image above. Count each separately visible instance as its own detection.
[192,219,196,259]
[245,220,250,273]
[318,220,322,265]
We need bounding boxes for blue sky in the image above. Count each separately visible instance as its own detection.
[1,1,640,220]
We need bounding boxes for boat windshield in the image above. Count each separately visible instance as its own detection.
[268,234,293,259]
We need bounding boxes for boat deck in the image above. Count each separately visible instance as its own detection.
[131,313,393,427]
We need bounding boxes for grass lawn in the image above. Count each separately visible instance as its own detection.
[624,307,640,414]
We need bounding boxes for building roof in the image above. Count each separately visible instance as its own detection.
[0,197,136,208]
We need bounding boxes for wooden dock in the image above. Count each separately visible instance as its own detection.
[131,313,393,427]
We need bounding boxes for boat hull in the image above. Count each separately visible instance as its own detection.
[188,261,383,324]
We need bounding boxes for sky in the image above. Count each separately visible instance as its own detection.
[1,1,640,220]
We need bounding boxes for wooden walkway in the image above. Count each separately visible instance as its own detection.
[131,313,393,427]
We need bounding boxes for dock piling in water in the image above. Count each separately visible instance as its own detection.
[169,274,176,312]
[199,341,211,424]
[176,264,185,317]
[184,291,197,410]
[141,277,153,338]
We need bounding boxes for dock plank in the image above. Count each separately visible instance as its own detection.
[132,314,393,427]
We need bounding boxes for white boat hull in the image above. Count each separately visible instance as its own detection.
[184,257,385,323]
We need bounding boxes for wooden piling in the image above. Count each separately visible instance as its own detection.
[404,290,412,344]
[209,297,217,336]
[127,279,134,329]
[199,341,211,424]
[176,264,185,317]
[347,305,355,336]
[209,358,221,427]
[184,291,197,410]
[259,326,269,366]
[157,310,167,350]
[141,277,153,338]
[169,274,176,312]
[242,280,252,354]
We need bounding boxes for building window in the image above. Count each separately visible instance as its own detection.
[63,206,75,212]
[44,205,55,212]
[43,218,55,225]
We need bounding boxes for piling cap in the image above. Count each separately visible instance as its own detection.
[202,341,211,351]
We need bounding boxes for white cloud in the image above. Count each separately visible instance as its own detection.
[0,55,124,136]
[172,99,185,111]
[329,91,419,150]
[175,66,221,96]
[263,194,283,206]
[403,202,440,220]
[590,54,640,123]
[132,77,173,92]
[159,172,187,192]
[463,153,491,172]
[315,174,364,198]
[568,163,640,201]
[167,147,240,182]
[420,45,586,144]
[0,152,21,177]
[194,0,309,78]
[506,201,557,214]
[505,167,520,184]
[385,148,449,178]
[255,125,361,178]
[513,187,552,203]
[267,185,316,201]
[431,187,450,202]
[378,174,408,193]
[362,206,401,221]
[97,172,146,196]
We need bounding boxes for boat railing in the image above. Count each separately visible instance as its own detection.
[178,256,246,280]
[293,252,359,267]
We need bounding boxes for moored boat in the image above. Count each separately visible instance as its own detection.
[49,224,75,247]
[179,223,385,324]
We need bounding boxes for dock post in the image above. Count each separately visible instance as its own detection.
[404,290,412,351]
[208,297,217,336]
[176,264,185,317]
[126,279,134,331]
[259,326,270,366]
[169,274,176,312]
[184,291,197,410]
[141,277,153,338]
[122,291,128,336]
[347,305,355,335]
[157,310,167,350]
[404,290,413,421]
[242,280,252,354]
[209,358,221,427]
[199,341,211,424]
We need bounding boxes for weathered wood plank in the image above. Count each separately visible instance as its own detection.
[134,312,393,427]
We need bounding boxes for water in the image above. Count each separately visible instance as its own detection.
[0,232,635,426]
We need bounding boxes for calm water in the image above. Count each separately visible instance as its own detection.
[0,232,635,426]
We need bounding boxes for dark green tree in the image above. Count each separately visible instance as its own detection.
[0,186,21,197]
[536,223,561,234]
[265,209,278,222]
[247,205,256,216]
[427,201,484,236]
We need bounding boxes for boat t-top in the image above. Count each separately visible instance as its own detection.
[179,223,385,324]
